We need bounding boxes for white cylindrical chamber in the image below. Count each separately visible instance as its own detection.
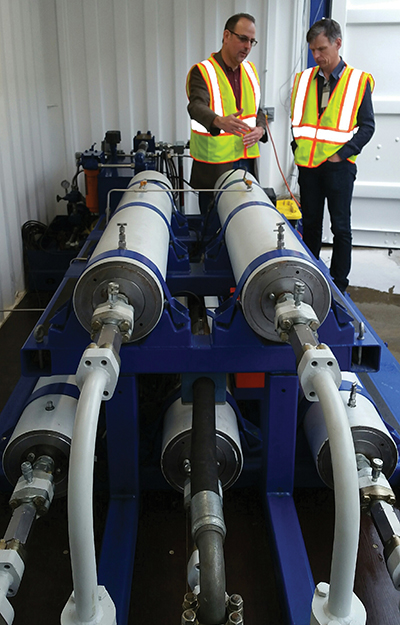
[73,171,173,341]
[303,373,398,488]
[3,376,78,496]
[161,397,243,492]
[214,170,331,341]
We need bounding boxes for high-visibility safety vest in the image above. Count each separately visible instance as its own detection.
[291,64,374,167]
[186,55,261,164]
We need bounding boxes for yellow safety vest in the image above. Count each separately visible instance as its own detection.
[186,55,261,164]
[291,64,374,167]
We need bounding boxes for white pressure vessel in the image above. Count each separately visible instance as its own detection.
[214,170,331,341]
[73,171,173,341]
[3,375,78,496]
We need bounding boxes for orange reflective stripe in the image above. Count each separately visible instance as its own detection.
[337,69,351,129]
[290,73,301,117]
[198,62,216,113]
[242,61,261,111]
[187,54,260,163]
[292,68,316,126]
[292,64,374,167]
[207,57,227,116]
[339,69,361,130]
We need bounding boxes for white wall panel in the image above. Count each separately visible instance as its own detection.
[330,0,400,247]
[0,0,59,325]
[55,0,273,161]
[8,0,373,318]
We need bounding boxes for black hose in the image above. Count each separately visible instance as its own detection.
[191,377,226,624]
[191,377,218,496]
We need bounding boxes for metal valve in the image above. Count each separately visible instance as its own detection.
[21,462,33,484]
[274,222,286,249]
[294,281,305,307]
[371,457,384,482]
[107,282,121,308]
[117,223,127,250]
[347,381,357,408]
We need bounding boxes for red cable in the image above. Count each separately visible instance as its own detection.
[265,118,301,209]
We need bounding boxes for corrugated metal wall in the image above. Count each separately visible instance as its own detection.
[0,0,59,321]
[0,0,309,320]
[55,0,273,169]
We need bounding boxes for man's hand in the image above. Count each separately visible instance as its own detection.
[243,126,264,147]
[327,153,343,162]
[213,109,252,136]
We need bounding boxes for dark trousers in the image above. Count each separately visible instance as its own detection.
[298,159,357,292]
[198,158,256,215]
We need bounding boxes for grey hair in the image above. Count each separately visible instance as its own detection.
[307,18,342,44]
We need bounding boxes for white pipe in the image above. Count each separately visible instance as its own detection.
[0,571,13,624]
[67,368,109,623]
[312,370,360,619]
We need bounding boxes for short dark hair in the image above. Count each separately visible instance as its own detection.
[224,13,255,32]
[307,18,342,44]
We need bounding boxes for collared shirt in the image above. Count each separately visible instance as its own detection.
[187,50,267,188]
[225,65,241,109]
[314,58,375,161]
[187,50,267,138]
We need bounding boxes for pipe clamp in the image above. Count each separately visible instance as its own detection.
[298,345,341,401]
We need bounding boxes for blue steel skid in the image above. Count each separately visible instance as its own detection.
[1,138,400,625]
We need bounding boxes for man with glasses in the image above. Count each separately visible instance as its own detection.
[186,13,267,214]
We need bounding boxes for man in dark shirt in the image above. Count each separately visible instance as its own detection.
[291,18,375,292]
[187,13,268,214]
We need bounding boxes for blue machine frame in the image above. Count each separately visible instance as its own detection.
[2,137,400,625]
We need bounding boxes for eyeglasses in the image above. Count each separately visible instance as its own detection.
[227,29,258,47]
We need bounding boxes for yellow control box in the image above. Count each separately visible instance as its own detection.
[276,199,302,220]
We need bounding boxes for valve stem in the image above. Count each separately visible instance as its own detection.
[107,282,120,308]
[347,381,357,408]
[275,222,285,249]
[117,222,127,250]
[294,281,305,307]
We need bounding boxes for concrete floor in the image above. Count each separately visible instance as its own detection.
[321,246,400,362]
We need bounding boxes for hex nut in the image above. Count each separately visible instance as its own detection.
[181,609,197,624]
[316,582,329,598]
[182,592,198,611]
[228,612,243,624]
[228,594,243,612]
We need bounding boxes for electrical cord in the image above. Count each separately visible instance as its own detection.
[71,166,84,188]
[265,118,301,209]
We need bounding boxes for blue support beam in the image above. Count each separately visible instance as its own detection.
[8,148,400,625]
[266,494,314,625]
[98,375,140,625]
[261,375,315,624]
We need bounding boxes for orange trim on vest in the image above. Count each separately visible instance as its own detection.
[291,64,374,168]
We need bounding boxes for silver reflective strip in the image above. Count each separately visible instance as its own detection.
[292,67,314,125]
[316,128,354,142]
[292,126,317,139]
[191,119,209,133]
[201,59,224,117]
[338,69,363,130]
[246,116,257,128]
[191,119,226,135]
[292,126,354,143]
[242,61,261,109]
